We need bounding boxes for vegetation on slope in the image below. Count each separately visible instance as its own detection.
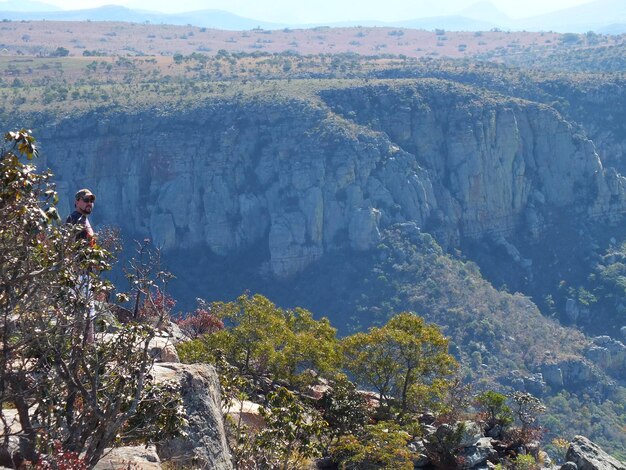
[175,293,557,468]
[168,223,626,457]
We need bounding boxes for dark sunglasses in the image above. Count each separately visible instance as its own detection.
[81,197,95,203]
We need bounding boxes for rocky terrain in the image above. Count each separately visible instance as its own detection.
[1,23,626,456]
[25,79,626,280]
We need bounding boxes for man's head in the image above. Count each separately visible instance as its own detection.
[74,188,96,215]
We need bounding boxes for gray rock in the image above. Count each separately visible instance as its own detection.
[524,373,547,396]
[0,436,22,469]
[457,437,497,469]
[433,421,482,449]
[166,321,190,343]
[559,359,598,387]
[566,435,626,470]
[0,410,26,468]
[511,377,526,391]
[565,299,580,323]
[409,439,431,467]
[31,82,626,278]
[585,347,612,369]
[154,363,232,470]
[348,206,382,251]
[421,424,437,436]
[149,336,180,363]
[94,445,161,470]
[486,424,503,439]
[542,363,564,388]
[589,337,626,372]
[458,421,484,448]
[561,462,579,470]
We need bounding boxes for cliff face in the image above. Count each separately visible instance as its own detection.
[35,79,626,277]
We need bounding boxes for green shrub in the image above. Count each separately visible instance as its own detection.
[330,421,413,470]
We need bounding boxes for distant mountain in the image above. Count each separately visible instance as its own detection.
[0,0,59,12]
[520,0,626,32]
[458,1,511,26]
[167,9,286,30]
[0,0,622,33]
[0,5,284,30]
[599,23,626,34]
[393,15,497,31]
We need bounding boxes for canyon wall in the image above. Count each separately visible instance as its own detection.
[26,79,626,276]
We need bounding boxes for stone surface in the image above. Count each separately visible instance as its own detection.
[587,337,626,374]
[0,410,27,468]
[224,399,265,430]
[558,358,600,388]
[29,80,626,278]
[542,363,564,388]
[94,445,161,470]
[154,363,232,470]
[431,421,483,449]
[457,421,484,448]
[457,437,497,469]
[566,435,626,470]
[149,336,180,363]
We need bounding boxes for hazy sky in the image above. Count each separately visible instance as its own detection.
[42,0,596,23]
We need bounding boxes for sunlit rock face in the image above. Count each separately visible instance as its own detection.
[33,79,626,277]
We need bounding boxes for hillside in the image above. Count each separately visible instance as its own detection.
[1,20,623,60]
[0,22,625,457]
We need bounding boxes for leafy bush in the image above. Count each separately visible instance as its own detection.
[176,304,224,338]
[512,453,539,470]
[255,387,327,469]
[201,294,340,386]
[330,421,414,470]
[318,374,369,447]
[476,390,513,432]
[176,337,214,364]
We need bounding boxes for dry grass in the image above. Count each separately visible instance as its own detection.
[0,20,619,59]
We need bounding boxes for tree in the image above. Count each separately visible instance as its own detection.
[510,391,546,430]
[341,327,402,409]
[204,294,340,386]
[342,312,457,413]
[318,374,369,449]
[476,390,513,435]
[0,130,183,466]
[255,387,327,470]
[52,46,70,57]
[175,299,224,339]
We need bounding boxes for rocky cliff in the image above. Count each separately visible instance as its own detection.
[27,79,626,277]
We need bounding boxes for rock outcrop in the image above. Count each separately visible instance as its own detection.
[93,445,161,470]
[154,363,232,470]
[585,336,626,378]
[565,435,626,470]
[25,79,626,277]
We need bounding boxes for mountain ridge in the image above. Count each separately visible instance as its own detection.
[0,0,623,32]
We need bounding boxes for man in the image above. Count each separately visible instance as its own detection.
[66,188,96,245]
[66,188,97,342]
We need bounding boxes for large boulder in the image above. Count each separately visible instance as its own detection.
[224,399,265,430]
[94,445,161,470]
[154,363,232,470]
[566,436,626,470]
[457,437,498,469]
[149,335,180,363]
